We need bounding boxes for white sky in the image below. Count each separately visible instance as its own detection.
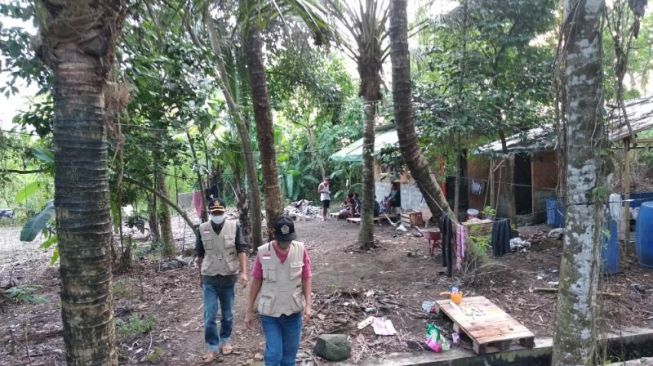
[0,0,457,131]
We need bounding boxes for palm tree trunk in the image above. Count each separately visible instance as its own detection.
[358,101,376,248]
[389,0,456,225]
[49,27,121,366]
[206,16,263,249]
[244,27,284,235]
[552,1,605,364]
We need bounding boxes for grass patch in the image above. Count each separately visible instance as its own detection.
[146,347,166,363]
[116,314,155,341]
[112,280,137,300]
[4,285,47,305]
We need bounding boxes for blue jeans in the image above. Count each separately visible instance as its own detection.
[261,313,303,366]
[203,282,235,352]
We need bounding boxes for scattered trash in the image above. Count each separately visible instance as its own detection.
[425,323,450,353]
[364,307,376,313]
[372,317,397,336]
[547,281,559,287]
[365,290,375,297]
[357,316,374,330]
[421,301,436,313]
[285,200,321,221]
[452,332,460,345]
[548,228,564,240]
[510,237,531,251]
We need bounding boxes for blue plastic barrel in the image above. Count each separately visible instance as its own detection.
[635,201,653,269]
[602,218,619,274]
[546,198,557,226]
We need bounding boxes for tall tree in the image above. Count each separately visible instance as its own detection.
[240,0,329,235]
[327,0,387,249]
[388,0,456,225]
[243,24,286,234]
[552,0,606,364]
[205,10,264,249]
[35,0,125,363]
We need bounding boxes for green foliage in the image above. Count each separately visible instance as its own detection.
[463,234,491,277]
[116,314,156,341]
[414,0,555,157]
[376,144,404,177]
[4,285,47,305]
[15,181,41,203]
[112,280,137,300]
[20,200,54,241]
[146,347,166,363]
[482,206,496,219]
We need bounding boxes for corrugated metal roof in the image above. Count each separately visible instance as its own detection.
[474,96,653,155]
[473,126,557,156]
[608,96,653,141]
[330,129,399,163]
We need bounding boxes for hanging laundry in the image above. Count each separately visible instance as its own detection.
[491,219,512,257]
[440,215,455,277]
[192,191,204,219]
[470,180,485,196]
[455,224,467,271]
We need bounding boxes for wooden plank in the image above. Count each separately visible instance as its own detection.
[435,296,534,354]
[346,217,382,224]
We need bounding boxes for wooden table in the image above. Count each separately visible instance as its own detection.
[435,296,535,354]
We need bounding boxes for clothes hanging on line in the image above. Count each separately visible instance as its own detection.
[470,180,485,196]
[491,218,512,257]
[193,191,204,219]
[455,224,467,271]
[439,215,455,277]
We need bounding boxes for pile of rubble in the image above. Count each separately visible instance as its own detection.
[285,200,322,221]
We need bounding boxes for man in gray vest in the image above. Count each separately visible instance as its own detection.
[196,200,249,363]
[246,216,313,366]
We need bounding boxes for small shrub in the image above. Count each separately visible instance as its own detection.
[116,314,155,341]
[146,347,165,363]
[482,206,496,219]
[4,285,47,305]
[462,235,491,282]
[112,280,136,300]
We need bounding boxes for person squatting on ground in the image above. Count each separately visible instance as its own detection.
[317,177,331,221]
[246,216,313,366]
[196,200,250,363]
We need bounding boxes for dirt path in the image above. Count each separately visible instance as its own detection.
[1,216,652,365]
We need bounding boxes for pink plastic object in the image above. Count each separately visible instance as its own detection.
[425,338,442,353]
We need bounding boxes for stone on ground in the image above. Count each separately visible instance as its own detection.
[313,334,351,361]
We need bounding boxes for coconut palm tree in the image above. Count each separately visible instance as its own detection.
[388,0,455,226]
[239,0,329,234]
[35,0,125,363]
[326,0,387,249]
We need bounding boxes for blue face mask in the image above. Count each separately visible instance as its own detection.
[210,215,225,225]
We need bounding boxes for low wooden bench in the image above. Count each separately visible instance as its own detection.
[435,296,535,354]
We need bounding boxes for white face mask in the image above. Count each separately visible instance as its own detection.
[210,214,225,225]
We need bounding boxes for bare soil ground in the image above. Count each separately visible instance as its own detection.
[1,216,652,365]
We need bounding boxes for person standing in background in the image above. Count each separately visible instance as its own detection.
[317,177,331,221]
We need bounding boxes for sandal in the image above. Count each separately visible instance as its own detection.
[221,344,233,355]
[201,352,216,364]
